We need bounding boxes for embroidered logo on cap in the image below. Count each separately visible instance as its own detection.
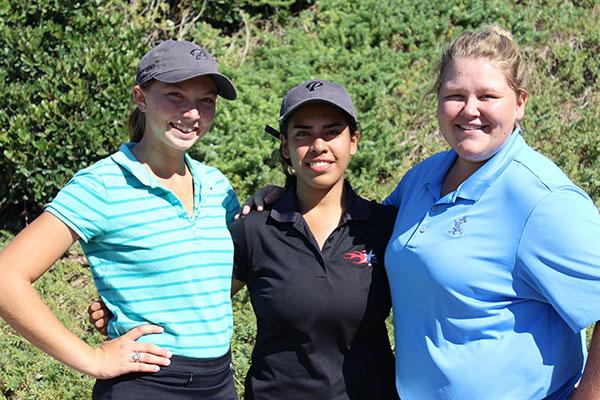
[306,81,324,92]
[190,48,208,59]
[448,216,467,236]
[344,249,376,267]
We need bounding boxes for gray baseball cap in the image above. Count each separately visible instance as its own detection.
[135,40,237,100]
[269,79,357,137]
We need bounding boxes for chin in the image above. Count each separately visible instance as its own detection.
[308,177,345,191]
[169,136,201,149]
[456,149,496,164]
[453,142,490,160]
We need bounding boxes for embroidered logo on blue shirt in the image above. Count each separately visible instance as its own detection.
[344,249,377,267]
[448,216,467,236]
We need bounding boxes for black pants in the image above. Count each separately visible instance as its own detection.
[92,350,238,400]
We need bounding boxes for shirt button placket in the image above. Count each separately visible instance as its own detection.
[324,236,333,251]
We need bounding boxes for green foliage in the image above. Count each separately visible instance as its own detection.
[1,0,598,229]
[0,0,599,398]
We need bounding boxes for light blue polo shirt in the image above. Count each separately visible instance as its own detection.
[384,129,600,399]
[47,143,240,358]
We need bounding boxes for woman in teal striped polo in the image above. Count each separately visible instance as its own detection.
[0,40,240,399]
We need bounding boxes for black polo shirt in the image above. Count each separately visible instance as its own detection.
[230,182,399,400]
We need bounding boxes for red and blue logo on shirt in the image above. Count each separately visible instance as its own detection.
[344,249,377,267]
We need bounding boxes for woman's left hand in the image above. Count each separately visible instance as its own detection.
[87,324,172,379]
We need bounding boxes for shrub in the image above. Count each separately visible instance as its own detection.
[0,0,598,397]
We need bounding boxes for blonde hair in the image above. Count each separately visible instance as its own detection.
[127,80,154,143]
[433,25,529,97]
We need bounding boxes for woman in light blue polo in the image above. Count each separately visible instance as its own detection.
[0,40,240,399]
[239,26,600,399]
[384,26,600,399]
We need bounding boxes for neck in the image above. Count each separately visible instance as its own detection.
[132,138,187,179]
[296,178,346,216]
[441,158,483,196]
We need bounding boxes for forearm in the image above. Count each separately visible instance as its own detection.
[0,213,171,380]
[0,212,97,376]
[572,322,600,399]
[0,276,96,375]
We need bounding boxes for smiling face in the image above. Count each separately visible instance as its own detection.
[133,75,217,153]
[437,56,527,169]
[282,103,359,192]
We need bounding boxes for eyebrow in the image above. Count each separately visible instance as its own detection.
[167,83,217,96]
[291,122,344,130]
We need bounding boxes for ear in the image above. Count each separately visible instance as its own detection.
[515,91,528,121]
[132,85,147,111]
[280,134,290,159]
[349,131,360,156]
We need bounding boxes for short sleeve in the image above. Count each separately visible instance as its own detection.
[229,218,249,283]
[383,173,408,208]
[383,186,400,207]
[224,186,240,227]
[45,170,108,242]
[516,187,600,332]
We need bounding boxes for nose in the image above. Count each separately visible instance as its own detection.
[309,136,328,154]
[461,95,481,118]
[182,105,200,121]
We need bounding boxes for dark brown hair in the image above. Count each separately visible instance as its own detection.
[127,80,154,143]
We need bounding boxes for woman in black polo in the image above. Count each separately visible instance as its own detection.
[229,80,398,400]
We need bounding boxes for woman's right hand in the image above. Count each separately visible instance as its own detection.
[235,184,285,219]
[88,324,172,379]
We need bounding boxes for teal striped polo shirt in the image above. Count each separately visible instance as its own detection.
[46,143,240,358]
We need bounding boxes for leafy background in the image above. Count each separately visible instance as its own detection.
[0,0,598,398]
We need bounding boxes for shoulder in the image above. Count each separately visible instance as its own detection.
[511,143,575,190]
[367,200,398,221]
[59,155,123,197]
[229,209,270,236]
[186,158,224,178]
[385,150,449,206]
[72,155,119,181]
[187,158,233,188]
[404,150,449,181]
[353,196,398,239]
[502,142,588,205]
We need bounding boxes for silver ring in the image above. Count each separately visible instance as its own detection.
[131,351,141,363]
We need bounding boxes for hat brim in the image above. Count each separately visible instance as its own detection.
[154,70,237,100]
[264,125,281,139]
[280,98,357,129]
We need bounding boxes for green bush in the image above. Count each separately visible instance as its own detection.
[0,0,599,398]
[1,0,598,230]
[0,0,314,230]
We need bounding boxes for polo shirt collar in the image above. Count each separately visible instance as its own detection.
[110,143,199,191]
[426,127,524,203]
[270,180,371,223]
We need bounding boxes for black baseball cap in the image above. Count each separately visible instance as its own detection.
[265,79,358,138]
[135,40,237,100]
